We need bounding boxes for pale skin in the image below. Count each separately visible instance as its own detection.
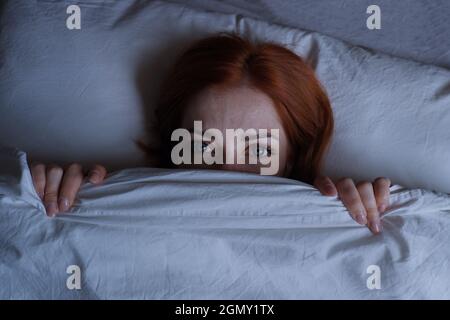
[30,83,390,234]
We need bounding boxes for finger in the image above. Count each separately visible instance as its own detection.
[30,163,46,200]
[58,163,84,212]
[44,165,64,217]
[373,177,391,214]
[88,164,107,184]
[336,178,367,225]
[313,176,337,196]
[357,181,382,234]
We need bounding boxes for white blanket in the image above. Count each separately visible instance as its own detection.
[1,147,450,299]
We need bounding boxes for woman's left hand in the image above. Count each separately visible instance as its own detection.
[314,176,391,235]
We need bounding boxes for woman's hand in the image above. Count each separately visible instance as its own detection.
[314,176,391,235]
[29,162,107,217]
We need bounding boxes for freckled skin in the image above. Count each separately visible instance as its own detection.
[180,83,292,176]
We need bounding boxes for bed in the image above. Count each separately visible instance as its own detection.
[1,147,450,299]
[0,0,449,299]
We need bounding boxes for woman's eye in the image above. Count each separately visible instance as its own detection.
[250,145,271,158]
[202,142,211,153]
[192,141,212,153]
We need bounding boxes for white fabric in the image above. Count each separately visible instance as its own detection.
[1,147,450,299]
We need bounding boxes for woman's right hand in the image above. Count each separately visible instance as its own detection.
[29,163,107,217]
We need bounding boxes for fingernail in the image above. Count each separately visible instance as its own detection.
[58,197,70,212]
[89,173,100,183]
[38,192,44,200]
[355,212,367,225]
[378,204,386,213]
[369,220,382,234]
[324,184,336,196]
[45,202,58,216]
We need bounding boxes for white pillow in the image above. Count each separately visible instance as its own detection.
[0,0,449,192]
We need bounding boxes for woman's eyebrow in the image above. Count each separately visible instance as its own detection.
[186,128,278,141]
[249,131,279,142]
[188,128,205,133]
[188,128,205,138]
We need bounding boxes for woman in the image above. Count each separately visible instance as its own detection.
[29,32,390,234]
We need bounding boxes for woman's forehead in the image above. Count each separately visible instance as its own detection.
[182,84,283,131]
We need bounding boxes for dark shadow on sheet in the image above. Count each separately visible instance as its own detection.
[434,82,450,100]
[134,36,198,168]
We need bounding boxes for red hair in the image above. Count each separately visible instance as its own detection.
[142,32,333,184]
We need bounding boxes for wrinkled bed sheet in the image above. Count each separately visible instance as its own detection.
[1,147,450,299]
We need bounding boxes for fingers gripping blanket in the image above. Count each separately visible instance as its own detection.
[1,148,450,299]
